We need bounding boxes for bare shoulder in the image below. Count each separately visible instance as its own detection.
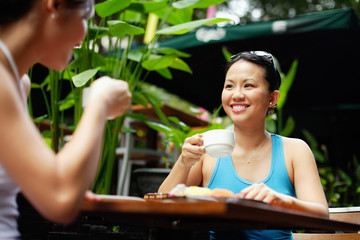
[281,136,314,163]
[281,136,311,151]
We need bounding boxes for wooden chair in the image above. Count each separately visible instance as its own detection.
[293,207,360,240]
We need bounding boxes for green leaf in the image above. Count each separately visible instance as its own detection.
[87,26,109,40]
[302,129,318,149]
[160,7,193,25]
[132,91,149,107]
[121,126,137,134]
[173,0,227,9]
[169,58,192,73]
[72,67,100,88]
[168,116,190,132]
[277,59,298,110]
[127,48,146,62]
[265,117,277,133]
[59,92,75,111]
[95,0,131,18]
[156,18,232,35]
[154,48,191,58]
[62,70,76,81]
[190,0,228,8]
[173,0,200,9]
[279,116,295,136]
[145,121,172,135]
[222,46,233,62]
[142,55,177,71]
[128,1,168,13]
[33,115,48,123]
[143,91,170,127]
[125,113,149,122]
[155,68,173,80]
[312,149,325,163]
[108,20,144,37]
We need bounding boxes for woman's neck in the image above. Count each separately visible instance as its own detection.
[233,124,269,151]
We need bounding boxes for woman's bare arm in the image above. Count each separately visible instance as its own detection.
[0,73,130,224]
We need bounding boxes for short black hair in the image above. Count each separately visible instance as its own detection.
[225,51,281,92]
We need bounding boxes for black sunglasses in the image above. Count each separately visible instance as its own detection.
[230,51,277,71]
[66,0,94,20]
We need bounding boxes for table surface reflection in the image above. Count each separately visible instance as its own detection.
[81,195,360,232]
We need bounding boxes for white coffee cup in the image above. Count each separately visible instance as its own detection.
[202,129,235,158]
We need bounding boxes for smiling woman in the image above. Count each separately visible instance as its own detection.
[0,0,131,238]
[158,51,328,240]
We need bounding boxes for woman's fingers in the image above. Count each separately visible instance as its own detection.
[180,135,206,166]
[239,183,285,206]
[89,76,132,118]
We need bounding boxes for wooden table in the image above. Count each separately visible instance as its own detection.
[81,195,360,232]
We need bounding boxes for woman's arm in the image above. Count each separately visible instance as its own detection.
[0,74,131,224]
[238,138,328,217]
[289,138,329,216]
[158,135,205,193]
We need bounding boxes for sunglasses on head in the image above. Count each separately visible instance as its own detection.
[230,51,277,71]
[78,0,94,19]
[66,0,94,20]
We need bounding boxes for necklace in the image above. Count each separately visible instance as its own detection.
[0,39,20,82]
[243,133,269,164]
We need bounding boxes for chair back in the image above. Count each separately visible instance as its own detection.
[293,207,360,240]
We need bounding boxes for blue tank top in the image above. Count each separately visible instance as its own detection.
[207,134,295,240]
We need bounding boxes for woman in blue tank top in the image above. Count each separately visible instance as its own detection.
[159,51,329,240]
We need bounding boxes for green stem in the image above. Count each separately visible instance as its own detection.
[277,109,283,134]
[27,67,33,117]
[40,87,51,120]
[103,114,126,194]
[49,70,60,152]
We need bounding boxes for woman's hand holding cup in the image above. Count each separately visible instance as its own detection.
[180,134,206,167]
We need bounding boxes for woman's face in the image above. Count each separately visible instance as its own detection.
[221,60,274,125]
[39,2,91,70]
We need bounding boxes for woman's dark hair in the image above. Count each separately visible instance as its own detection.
[0,0,38,26]
[225,51,281,92]
[0,0,89,26]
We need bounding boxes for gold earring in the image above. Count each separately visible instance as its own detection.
[269,103,276,114]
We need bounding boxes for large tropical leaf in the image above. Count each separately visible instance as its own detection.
[155,68,173,79]
[87,26,109,41]
[142,55,177,71]
[277,59,298,110]
[95,0,131,18]
[128,1,168,13]
[279,116,295,137]
[158,7,194,25]
[131,91,149,107]
[169,58,192,73]
[72,67,100,87]
[173,0,227,9]
[154,48,191,58]
[156,18,232,35]
[108,20,144,37]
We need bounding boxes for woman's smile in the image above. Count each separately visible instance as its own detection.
[231,103,249,113]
